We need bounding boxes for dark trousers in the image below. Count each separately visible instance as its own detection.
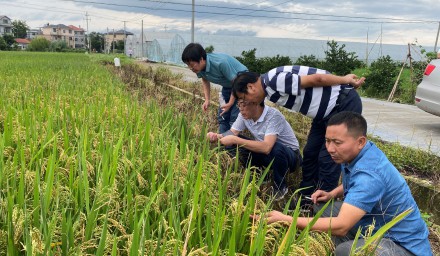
[235,141,302,190]
[218,87,240,134]
[313,202,414,256]
[300,89,362,196]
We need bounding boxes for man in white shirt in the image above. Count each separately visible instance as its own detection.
[207,100,301,200]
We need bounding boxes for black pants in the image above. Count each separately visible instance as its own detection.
[300,89,362,196]
[231,141,301,190]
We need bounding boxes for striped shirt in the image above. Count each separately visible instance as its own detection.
[261,65,350,120]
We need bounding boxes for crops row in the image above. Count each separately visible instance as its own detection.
[2,52,403,255]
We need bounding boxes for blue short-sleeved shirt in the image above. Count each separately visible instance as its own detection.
[196,53,247,88]
[342,141,432,255]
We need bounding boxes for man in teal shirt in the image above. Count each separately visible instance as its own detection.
[182,43,247,133]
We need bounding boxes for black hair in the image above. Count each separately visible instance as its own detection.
[232,71,260,98]
[327,111,367,137]
[181,43,207,64]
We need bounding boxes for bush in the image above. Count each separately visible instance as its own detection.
[235,48,291,74]
[235,48,259,72]
[294,54,324,69]
[49,40,68,52]
[27,37,50,52]
[323,40,363,75]
[0,37,7,50]
[363,55,399,98]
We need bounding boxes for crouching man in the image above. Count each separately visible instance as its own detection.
[207,100,302,201]
[259,111,431,255]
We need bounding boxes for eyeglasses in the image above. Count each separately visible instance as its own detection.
[236,100,255,108]
[186,62,199,71]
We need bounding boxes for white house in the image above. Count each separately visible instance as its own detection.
[0,15,12,36]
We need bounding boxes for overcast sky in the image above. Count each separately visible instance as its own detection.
[2,0,440,49]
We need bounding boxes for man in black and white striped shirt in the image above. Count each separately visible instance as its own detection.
[232,66,365,199]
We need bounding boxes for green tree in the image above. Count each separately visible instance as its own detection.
[323,40,362,75]
[110,40,125,53]
[0,37,7,50]
[294,54,324,68]
[50,40,68,52]
[364,55,399,98]
[2,34,15,49]
[90,32,104,52]
[236,48,291,74]
[28,37,50,51]
[259,55,291,73]
[205,45,214,53]
[12,20,29,38]
[235,48,259,72]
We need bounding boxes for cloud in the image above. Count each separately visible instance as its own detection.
[2,0,439,47]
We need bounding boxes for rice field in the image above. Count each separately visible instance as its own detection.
[0,52,409,255]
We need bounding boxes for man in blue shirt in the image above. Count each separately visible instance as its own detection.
[232,67,365,199]
[181,43,248,133]
[260,111,432,255]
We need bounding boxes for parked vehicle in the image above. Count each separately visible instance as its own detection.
[415,59,440,117]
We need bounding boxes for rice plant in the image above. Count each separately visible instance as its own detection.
[0,52,408,255]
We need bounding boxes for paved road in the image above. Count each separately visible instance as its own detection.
[144,62,440,156]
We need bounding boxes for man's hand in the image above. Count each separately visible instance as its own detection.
[219,135,237,146]
[219,102,233,116]
[202,100,210,112]
[206,132,220,143]
[344,74,366,89]
[310,190,333,205]
[251,210,292,224]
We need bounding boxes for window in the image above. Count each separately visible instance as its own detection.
[63,30,66,33]
[75,38,78,41]
[3,19,8,24]
[69,30,72,34]
[53,28,56,32]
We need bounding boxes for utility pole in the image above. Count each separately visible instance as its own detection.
[123,21,127,55]
[191,0,194,43]
[85,12,91,53]
[112,28,115,53]
[434,21,440,52]
[366,27,369,66]
[141,20,144,58]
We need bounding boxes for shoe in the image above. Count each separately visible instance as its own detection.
[268,186,288,201]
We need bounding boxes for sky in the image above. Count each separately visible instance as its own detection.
[1,0,440,49]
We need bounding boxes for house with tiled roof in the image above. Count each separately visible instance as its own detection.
[104,29,133,53]
[15,38,31,50]
[0,15,12,36]
[41,23,86,48]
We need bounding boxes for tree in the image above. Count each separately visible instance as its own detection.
[89,32,104,52]
[235,48,259,73]
[50,40,68,52]
[323,40,363,75]
[205,45,214,53]
[28,37,50,51]
[363,55,399,98]
[12,20,29,39]
[294,54,324,68]
[2,34,15,49]
[0,37,7,50]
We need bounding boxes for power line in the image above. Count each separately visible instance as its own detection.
[61,0,439,24]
